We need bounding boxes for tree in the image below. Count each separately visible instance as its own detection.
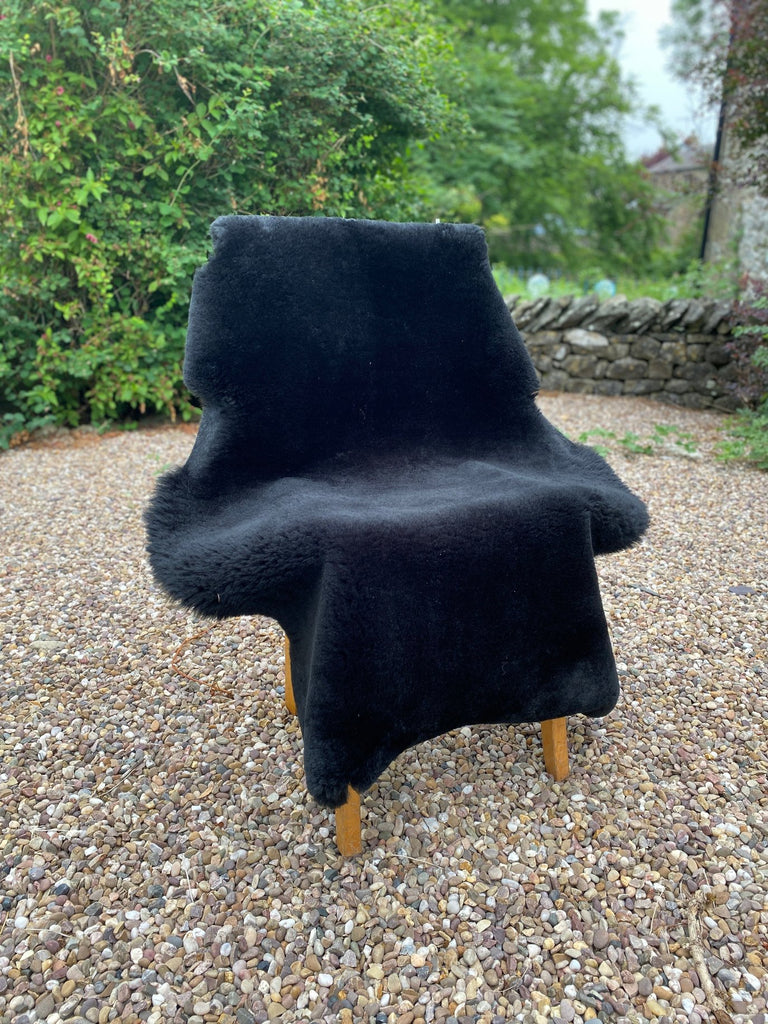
[0,0,461,441]
[662,0,768,194]
[418,0,663,272]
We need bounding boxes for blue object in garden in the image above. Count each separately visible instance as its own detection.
[528,273,550,297]
[593,278,616,299]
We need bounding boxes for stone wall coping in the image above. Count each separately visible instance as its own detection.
[506,294,735,336]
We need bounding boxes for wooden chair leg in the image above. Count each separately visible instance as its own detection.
[336,787,362,856]
[541,717,569,781]
[282,637,361,855]
[283,636,296,715]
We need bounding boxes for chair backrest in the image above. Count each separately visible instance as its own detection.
[182,216,542,485]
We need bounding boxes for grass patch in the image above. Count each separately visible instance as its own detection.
[577,424,699,459]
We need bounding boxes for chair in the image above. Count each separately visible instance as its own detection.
[145,215,648,856]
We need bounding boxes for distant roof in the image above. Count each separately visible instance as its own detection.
[643,139,710,174]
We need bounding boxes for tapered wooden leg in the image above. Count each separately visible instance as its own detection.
[541,717,569,781]
[283,636,296,715]
[336,787,362,856]
[282,637,361,854]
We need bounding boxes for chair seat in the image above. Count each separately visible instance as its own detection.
[231,455,606,523]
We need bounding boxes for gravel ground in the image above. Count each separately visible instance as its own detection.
[1,393,766,1024]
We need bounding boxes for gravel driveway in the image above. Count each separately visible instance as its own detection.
[1,393,766,1024]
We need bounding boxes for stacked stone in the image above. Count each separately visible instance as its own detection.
[507,295,739,410]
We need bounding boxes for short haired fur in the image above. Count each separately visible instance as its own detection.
[145,216,648,807]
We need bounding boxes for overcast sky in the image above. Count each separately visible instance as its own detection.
[587,0,719,158]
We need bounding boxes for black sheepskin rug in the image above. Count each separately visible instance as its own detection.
[145,215,649,807]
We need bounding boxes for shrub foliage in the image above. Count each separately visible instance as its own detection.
[0,0,458,443]
[717,281,768,471]
[727,281,768,409]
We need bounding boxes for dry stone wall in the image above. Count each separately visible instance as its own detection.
[507,295,740,411]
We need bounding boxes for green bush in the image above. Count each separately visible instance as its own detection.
[717,283,768,471]
[0,0,459,445]
[726,286,768,409]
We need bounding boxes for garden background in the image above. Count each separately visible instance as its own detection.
[1,0,766,463]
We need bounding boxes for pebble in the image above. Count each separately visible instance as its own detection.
[1,396,767,1024]
[638,977,654,997]
[645,996,668,1017]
